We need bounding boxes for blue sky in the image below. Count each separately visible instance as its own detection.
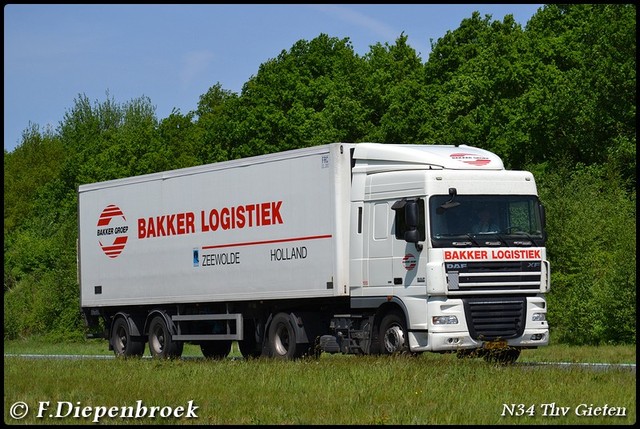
[4,4,543,152]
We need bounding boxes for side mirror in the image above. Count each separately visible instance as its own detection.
[404,228,420,244]
[539,202,547,241]
[403,200,423,251]
[404,200,419,243]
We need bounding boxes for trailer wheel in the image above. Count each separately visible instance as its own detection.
[111,317,144,358]
[148,316,183,359]
[267,313,301,359]
[200,341,232,359]
[379,311,409,355]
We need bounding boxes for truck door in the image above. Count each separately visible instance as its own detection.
[363,201,394,288]
[391,198,425,289]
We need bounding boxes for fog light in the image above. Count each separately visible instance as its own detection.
[531,333,545,341]
[532,313,546,322]
[432,315,458,325]
[447,337,460,344]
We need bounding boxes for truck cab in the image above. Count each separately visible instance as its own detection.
[342,144,549,362]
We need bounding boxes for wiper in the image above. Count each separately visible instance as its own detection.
[472,232,509,246]
[493,233,511,246]
[464,234,483,247]
[500,228,538,246]
[433,233,476,247]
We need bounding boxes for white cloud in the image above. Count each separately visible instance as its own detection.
[304,4,431,58]
[309,4,399,41]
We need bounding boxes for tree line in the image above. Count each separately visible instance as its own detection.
[4,4,636,344]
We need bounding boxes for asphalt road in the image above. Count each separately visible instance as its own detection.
[4,353,636,373]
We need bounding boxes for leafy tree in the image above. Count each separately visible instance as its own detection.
[4,125,64,293]
[157,109,202,169]
[520,4,636,174]
[193,83,241,164]
[4,124,64,233]
[537,163,636,344]
[230,34,368,157]
[362,33,428,143]
[423,12,535,161]
[58,93,163,186]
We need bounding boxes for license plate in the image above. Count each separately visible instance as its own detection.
[484,340,508,350]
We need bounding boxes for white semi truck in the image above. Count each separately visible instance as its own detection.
[78,143,549,363]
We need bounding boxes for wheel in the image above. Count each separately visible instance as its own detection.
[200,341,232,359]
[267,313,302,359]
[148,316,183,359]
[379,311,409,355]
[238,319,262,359]
[111,317,144,358]
[483,347,521,365]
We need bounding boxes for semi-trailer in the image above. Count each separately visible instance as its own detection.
[78,142,549,363]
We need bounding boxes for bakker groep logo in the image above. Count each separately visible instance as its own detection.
[97,205,129,258]
[450,152,491,166]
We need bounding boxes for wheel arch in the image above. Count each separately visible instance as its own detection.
[373,298,409,330]
[143,309,177,337]
[264,311,310,345]
[110,312,144,340]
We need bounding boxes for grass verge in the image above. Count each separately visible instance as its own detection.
[4,338,636,425]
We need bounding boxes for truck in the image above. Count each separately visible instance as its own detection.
[78,142,549,363]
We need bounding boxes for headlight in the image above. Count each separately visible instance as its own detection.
[532,313,546,322]
[432,315,458,325]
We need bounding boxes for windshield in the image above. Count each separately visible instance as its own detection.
[429,195,545,248]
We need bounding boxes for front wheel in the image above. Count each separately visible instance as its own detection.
[148,316,183,359]
[379,311,410,355]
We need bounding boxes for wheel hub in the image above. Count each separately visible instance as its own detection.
[383,326,405,353]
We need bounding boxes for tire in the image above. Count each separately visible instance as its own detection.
[111,317,144,358]
[267,313,302,359]
[200,341,232,359]
[148,316,183,359]
[379,311,409,355]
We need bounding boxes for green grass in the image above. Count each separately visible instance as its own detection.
[4,338,636,425]
[3,336,208,358]
[4,336,636,363]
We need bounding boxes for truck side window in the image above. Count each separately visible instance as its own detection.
[374,203,389,240]
[394,198,425,241]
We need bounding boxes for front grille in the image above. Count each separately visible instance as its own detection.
[463,297,526,340]
[445,261,542,291]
